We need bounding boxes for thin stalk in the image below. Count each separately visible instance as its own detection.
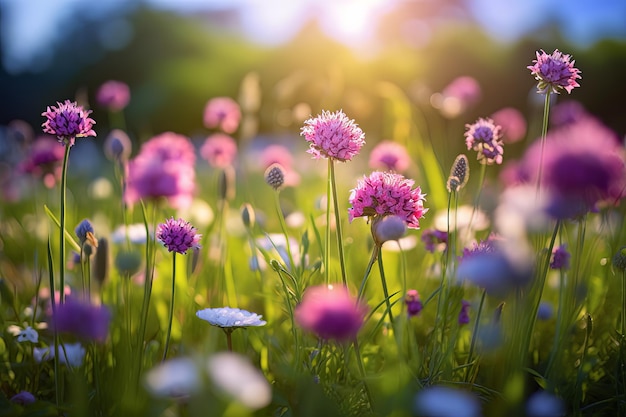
[47,238,61,408]
[358,245,380,300]
[276,267,300,366]
[536,90,552,199]
[378,250,394,326]
[325,161,332,285]
[162,252,176,361]
[329,159,348,286]
[59,143,71,304]
[353,338,374,412]
[466,163,486,240]
[273,190,295,271]
[622,269,626,339]
[464,289,486,383]
[225,329,233,352]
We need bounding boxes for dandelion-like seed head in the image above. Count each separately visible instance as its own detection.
[528,49,581,95]
[464,118,504,165]
[265,163,285,190]
[300,110,365,162]
[41,100,96,146]
[349,171,428,229]
[156,217,201,255]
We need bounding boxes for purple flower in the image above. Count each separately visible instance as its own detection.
[551,100,590,128]
[18,135,65,188]
[10,391,36,405]
[96,80,130,112]
[104,129,132,162]
[458,300,471,325]
[369,141,411,172]
[517,119,626,218]
[203,97,241,134]
[295,284,367,341]
[464,117,504,165]
[537,302,554,321]
[200,133,238,169]
[348,171,428,229]
[300,110,365,162]
[528,49,581,94]
[461,234,500,260]
[75,219,95,245]
[405,289,423,317]
[41,100,96,146]
[125,132,196,209]
[156,217,201,255]
[50,298,110,342]
[550,244,571,270]
[490,107,527,144]
[373,215,407,244]
[421,229,448,253]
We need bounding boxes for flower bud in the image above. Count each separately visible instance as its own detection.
[613,245,626,271]
[115,250,142,277]
[265,163,285,190]
[372,215,407,246]
[241,203,256,229]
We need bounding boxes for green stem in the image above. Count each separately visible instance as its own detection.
[464,289,486,383]
[59,143,71,304]
[225,329,233,352]
[47,238,61,408]
[622,269,626,339]
[273,190,295,272]
[466,163,486,241]
[536,90,552,199]
[162,252,176,361]
[358,245,379,300]
[378,249,394,326]
[276,267,300,366]
[352,338,374,412]
[325,161,332,285]
[329,159,348,286]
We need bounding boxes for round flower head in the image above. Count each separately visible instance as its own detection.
[465,117,504,165]
[348,171,428,229]
[96,80,130,112]
[200,133,238,169]
[295,284,367,341]
[528,49,581,94]
[439,76,482,118]
[550,244,571,270]
[196,307,266,328]
[613,246,626,272]
[265,163,285,190]
[104,129,132,162]
[260,144,300,186]
[50,298,111,342]
[203,97,241,134]
[156,217,201,255]
[10,391,36,406]
[369,141,410,172]
[300,110,365,161]
[405,289,423,317]
[19,135,65,188]
[373,215,407,244]
[491,107,527,144]
[41,100,96,146]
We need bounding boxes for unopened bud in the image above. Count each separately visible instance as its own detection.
[372,215,407,246]
[94,238,109,286]
[447,154,469,192]
[115,250,142,277]
[265,163,285,190]
[613,245,626,271]
[241,203,256,229]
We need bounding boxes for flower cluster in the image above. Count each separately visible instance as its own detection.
[156,217,201,255]
[464,117,504,165]
[528,49,581,94]
[348,171,428,229]
[300,110,365,161]
[41,100,96,146]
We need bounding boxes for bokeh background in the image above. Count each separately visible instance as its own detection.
[1,0,625,143]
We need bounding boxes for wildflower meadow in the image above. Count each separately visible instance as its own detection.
[1,26,626,417]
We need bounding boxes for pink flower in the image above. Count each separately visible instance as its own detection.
[157,217,201,255]
[200,133,238,169]
[368,141,411,172]
[528,49,581,94]
[41,100,96,146]
[96,80,130,112]
[203,97,241,134]
[295,285,367,341]
[437,76,481,118]
[260,144,300,186]
[19,135,65,188]
[464,117,504,165]
[490,107,527,144]
[300,110,365,162]
[349,171,428,229]
[125,132,196,209]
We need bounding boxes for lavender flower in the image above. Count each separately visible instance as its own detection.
[421,229,448,253]
[156,217,201,255]
[50,299,110,342]
[464,117,504,165]
[550,244,571,270]
[528,49,581,94]
[458,300,471,325]
[75,219,97,247]
[405,289,423,317]
[96,80,130,111]
[104,129,132,162]
[414,386,481,417]
[295,284,367,341]
[203,97,241,134]
[16,326,39,343]
[196,307,266,328]
[10,391,36,405]
[41,100,96,146]
[368,141,410,172]
[300,110,365,162]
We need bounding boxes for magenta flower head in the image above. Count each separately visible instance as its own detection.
[550,244,571,270]
[465,117,504,165]
[490,107,527,144]
[19,135,65,188]
[96,80,130,112]
[41,100,96,146]
[528,49,581,94]
[50,298,110,343]
[200,133,238,169]
[295,284,367,341]
[405,289,423,318]
[349,171,428,229]
[156,217,201,255]
[125,132,196,209]
[369,141,411,172]
[203,97,241,134]
[300,110,365,162]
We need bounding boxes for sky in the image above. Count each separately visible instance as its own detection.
[1,0,626,74]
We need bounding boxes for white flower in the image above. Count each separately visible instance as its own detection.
[111,223,149,244]
[33,343,85,368]
[17,326,39,343]
[196,307,266,328]
[206,352,272,410]
[414,386,481,417]
[144,357,201,399]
